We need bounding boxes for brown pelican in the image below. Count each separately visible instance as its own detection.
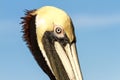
[21,6,83,80]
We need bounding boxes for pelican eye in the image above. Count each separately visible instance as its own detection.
[54,25,64,38]
[55,27,62,34]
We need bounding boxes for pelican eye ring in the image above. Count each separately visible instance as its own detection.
[54,25,64,38]
[55,27,62,34]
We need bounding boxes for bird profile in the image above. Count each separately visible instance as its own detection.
[21,6,83,80]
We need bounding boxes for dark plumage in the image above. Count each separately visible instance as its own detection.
[21,10,56,80]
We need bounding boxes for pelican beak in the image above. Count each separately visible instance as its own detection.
[53,42,83,80]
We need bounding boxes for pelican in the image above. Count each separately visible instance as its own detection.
[21,6,83,80]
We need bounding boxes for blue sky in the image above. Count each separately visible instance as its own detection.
[0,0,120,80]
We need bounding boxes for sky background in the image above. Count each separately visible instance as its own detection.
[0,0,120,80]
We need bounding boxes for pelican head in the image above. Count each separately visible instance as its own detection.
[21,6,83,80]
